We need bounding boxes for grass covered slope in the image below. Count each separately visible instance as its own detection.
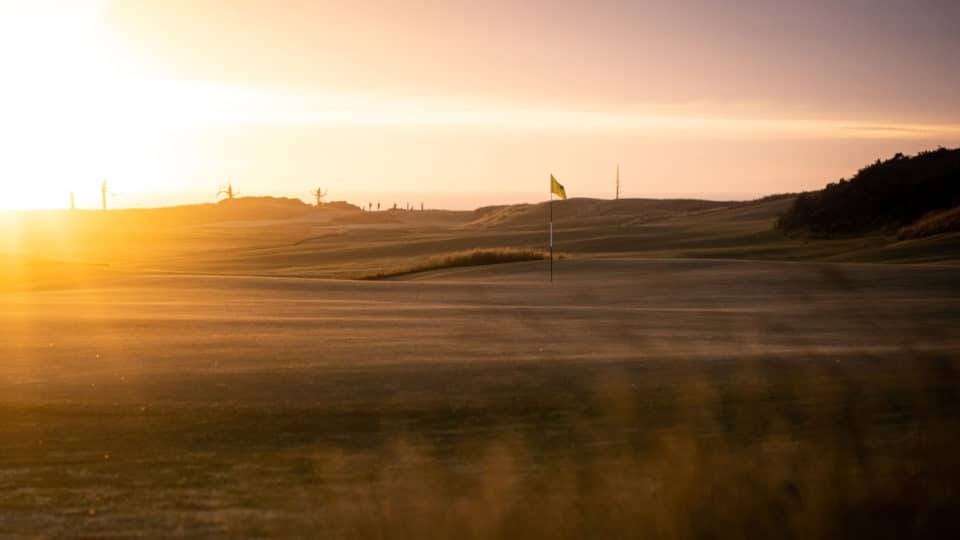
[898,205,960,240]
[3,184,960,292]
[777,148,960,237]
[469,198,728,229]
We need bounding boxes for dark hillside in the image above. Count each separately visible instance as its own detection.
[777,148,960,237]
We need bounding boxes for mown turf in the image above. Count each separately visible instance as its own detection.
[0,259,958,537]
[2,356,958,538]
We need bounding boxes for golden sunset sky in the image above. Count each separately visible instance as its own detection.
[2,0,959,209]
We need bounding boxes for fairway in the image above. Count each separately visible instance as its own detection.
[2,259,958,536]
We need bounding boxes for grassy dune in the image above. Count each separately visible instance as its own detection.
[2,196,958,290]
[898,206,960,240]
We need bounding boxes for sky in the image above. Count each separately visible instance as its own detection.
[1,0,959,210]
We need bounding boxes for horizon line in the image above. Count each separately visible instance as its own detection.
[0,191,777,214]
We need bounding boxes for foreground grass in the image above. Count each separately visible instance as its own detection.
[2,355,958,538]
[356,248,553,279]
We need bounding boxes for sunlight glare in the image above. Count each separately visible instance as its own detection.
[0,1,212,209]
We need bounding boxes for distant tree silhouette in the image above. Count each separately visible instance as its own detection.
[218,183,237,201]
[777,148,960,237]
[312,186,327,207]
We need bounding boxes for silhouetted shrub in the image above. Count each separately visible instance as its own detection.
[777,148,960,237]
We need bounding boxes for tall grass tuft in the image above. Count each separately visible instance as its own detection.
[358,248,554,279]
[897,205,960,240]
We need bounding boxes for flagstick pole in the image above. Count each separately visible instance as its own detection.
[549,190,553,283]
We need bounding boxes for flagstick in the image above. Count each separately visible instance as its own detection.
[549,190,554,283]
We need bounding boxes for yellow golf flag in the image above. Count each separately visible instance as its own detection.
[550,174,567,199]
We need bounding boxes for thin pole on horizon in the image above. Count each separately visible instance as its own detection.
[616,163,620,200]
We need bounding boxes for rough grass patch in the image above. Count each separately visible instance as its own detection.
[897,205,960,240]
[357,248,557,279]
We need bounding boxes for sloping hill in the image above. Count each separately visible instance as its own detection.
[469,198,729,229]
[4,188,960,291]
[777,148,960,237]
[897,205,960,240]
[105,196,345,226]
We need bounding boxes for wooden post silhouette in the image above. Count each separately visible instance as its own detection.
[101,180,108,211]
[615,163,620,200]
